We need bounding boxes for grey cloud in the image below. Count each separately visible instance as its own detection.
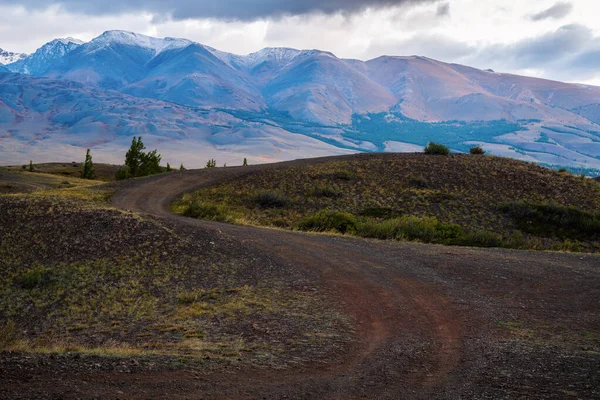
[530,2,572,21]
[3,0,437,21]
[436,3,450,17]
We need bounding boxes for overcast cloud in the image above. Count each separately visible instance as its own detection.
[0,0,434,20]
[530,2,573,21]
[0,0,599,85]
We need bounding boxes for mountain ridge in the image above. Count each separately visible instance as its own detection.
[2,30,600,172]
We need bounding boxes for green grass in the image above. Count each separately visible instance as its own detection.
[173,154,600,252]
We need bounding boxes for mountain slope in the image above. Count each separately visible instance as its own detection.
[123,44,264,110]
[0,73,351,166]
[7,38,82,75]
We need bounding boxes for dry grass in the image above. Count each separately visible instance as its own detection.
[173,154,600,252]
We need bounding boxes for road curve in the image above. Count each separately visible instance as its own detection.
[111,159,600,399]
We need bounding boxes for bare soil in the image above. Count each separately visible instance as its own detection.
[1,155,599,399]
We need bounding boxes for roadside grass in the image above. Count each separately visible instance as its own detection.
[172,154,600,252]
[0,177,350,365]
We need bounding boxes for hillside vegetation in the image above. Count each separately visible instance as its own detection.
[0,172,349,367]
[174,153,600,252]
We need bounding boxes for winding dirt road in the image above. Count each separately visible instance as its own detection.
[107,158,600,399]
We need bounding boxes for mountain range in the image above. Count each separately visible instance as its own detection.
[1,30,600,172]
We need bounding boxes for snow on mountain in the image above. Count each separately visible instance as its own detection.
[213,47,304,71]
[0,48,27,65]
[82,30,192,57]
[7,38,83,75]
[3,30,600,171]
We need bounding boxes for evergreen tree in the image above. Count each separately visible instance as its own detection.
[28,160,34,172]
[206,159,217,168]
[243,158,248,166]
[180,163,185,171]
[81,149,96,180]
[166,162,172,172]
[117,136,163,180]
[139,149,162,176]
[125,136,145,177]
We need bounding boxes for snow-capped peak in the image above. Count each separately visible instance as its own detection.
[0,48,27,65]
[87,30,192,56]
[52,37,85,46]
[206,46,304,70]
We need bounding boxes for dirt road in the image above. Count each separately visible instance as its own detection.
[105,160,600,399]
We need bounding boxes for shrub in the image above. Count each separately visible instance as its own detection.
[331,170,355,181]
[115,166,131,181]
[558,168,567,173]
[407,175,428,188]
[424,142,450,155]
[310,185,341,198]
[184,201,230,222]
[469,145,485,155]
[455,230,504,248]
[297,210,358,234]
[253,191,288,208]
[356,216,463,243]
[501,201,600,238]
[18,266,54,289]
[359,207,397,219]
[206,159,217,168]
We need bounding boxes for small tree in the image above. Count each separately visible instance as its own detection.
[81,149,96,179]
[243,158,248,166]
[125,136,145,177]
[469,145,485,155]
[206,159,217,168]
[28,160,34,172]
[166,162,172,172]
[424,142,450,155]
[117,136,163,180]
[180,163,185,171]
[139,149,162,176]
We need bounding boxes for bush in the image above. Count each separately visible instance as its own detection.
[115,166,131,181]
[297,210,358,234]
[356,216,463,243]
[184,201,230,222]
[359,207,397,219]
[331,170,355,181]
[424,142,450,155]
[501,201,600,238]
[18,266,54,289]
[253,191,288,208]
[407,175,428,188]
[310,185,341,198]
[469,145,485,155]
[455,230,504,248]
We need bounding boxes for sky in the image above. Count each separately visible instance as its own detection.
[1,0,599,85]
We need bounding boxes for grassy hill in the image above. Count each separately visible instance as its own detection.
[0,172,349,367]
[173,153,600,252]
